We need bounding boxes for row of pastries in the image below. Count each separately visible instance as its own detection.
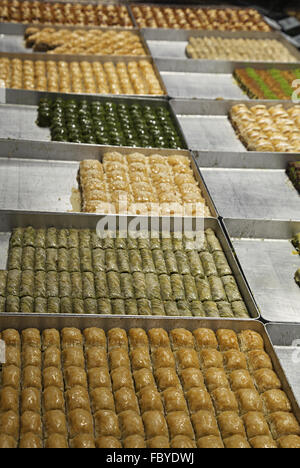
[0,1,133,27]
[0,58,163,95]
[24,28,146,56]
[0,327,299,448]
[186,37,298,62]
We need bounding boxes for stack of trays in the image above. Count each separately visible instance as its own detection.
[0,0,299,449]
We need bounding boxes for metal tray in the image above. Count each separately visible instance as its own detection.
[0,24,149,55]
[155,58,300,100]
[223,219,300,323]
[200,168,300,222]
[0,210,259,319]
[170,99,300,154]
[0,315,298,421]
[142,29,300,62]
[0,93,188,149]
[266,323,300,406]
[0,143,217,218]
[0,52,167,99]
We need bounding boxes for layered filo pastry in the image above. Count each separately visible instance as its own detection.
[0,326,299,448]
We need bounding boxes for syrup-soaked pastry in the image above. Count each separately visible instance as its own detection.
[62,347,85,369]
[123,435,146,448]
[23,366,42,390]
[139,387,164,414]
[218,411,246,439]
[254,369,282,393]
[130,347,152,371]
[243,411,270,439]
[88,367,111,391]
[70,434,95,449]
[68,409,93,439]
[176,349,200,371]
[61,328,83,348]
[96,436,122,448]
[107,328,128,351]
[86,348,107,370]
[186,388,214,413]
[64,366,88,390]
[224,435,251,448]
[148,328,171,349]
[0,434,17,448]
[0,410,19,439]
[216,329,239,351]
[42,329,60,350]
[111,367,134,392]
[247,350,273,372]
[171,436,196,448]
[250,435,277,449]
[180,368,205,392]
[204,368,229,392]
[45,434,69,449]
[4,346,21,368]
[0,387,19,412]
[197,435,224,448]
[20,411,42,438]
[229,370,255,392]
[114,387,139,414]
[211,388,239,415]
[155,368,181,391]
[277,435,300,449]
[268,412,300,439]
[133,368,156,392]
[170,329,194,350]
[166,411,194,439]
[83,328,106,349]
[199,349,223,369]
[191,410,220,439]
[1,365,21,390]
[19,432,42,449]
[147,436,170,448]
[43,346,61,369]
[43,386,64,412]
[236,389,263,415]
[44,410,67,437]
[1,329,20,348]
[142,411,169,439]
[262,390,292,414]
[22,329,41,348]
[21,387,40,414]
[22,346,42,368]
[43,367,64,391]
[109,348,130,370]
[239,330,264,352]
[193,329,218,350]
[66,386,90,412]
[118,410,145,438]
[128,328,149,348]
[94,410,121,439]
[162,387,188,413]
[152,347,176,369]
[223,350,247,371]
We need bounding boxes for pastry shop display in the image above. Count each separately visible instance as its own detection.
[287,163,300,194]
[130,5,271,31]
[24,28,146,56]
[186,37,298,62]
[0,57,163,96]
[0,326,299,448]
[0,225,252,317]
[77,152,211,216]
[37,98,184,149]
[229,104,300,153]
[234,68,300,100]
[0,1,133,27]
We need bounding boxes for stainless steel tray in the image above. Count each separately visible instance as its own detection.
[156,58,300,100]
[170,99,300,154]
[200,168,300,222]
[0,315,298,421]
[0,143,217,218]
[223,219,300,323]
[266,323,300,406]
[0,210,259,319]
[0,24,148,55]
[0,52,167,99]
[142,29,300,62]
[0,93,188,149]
